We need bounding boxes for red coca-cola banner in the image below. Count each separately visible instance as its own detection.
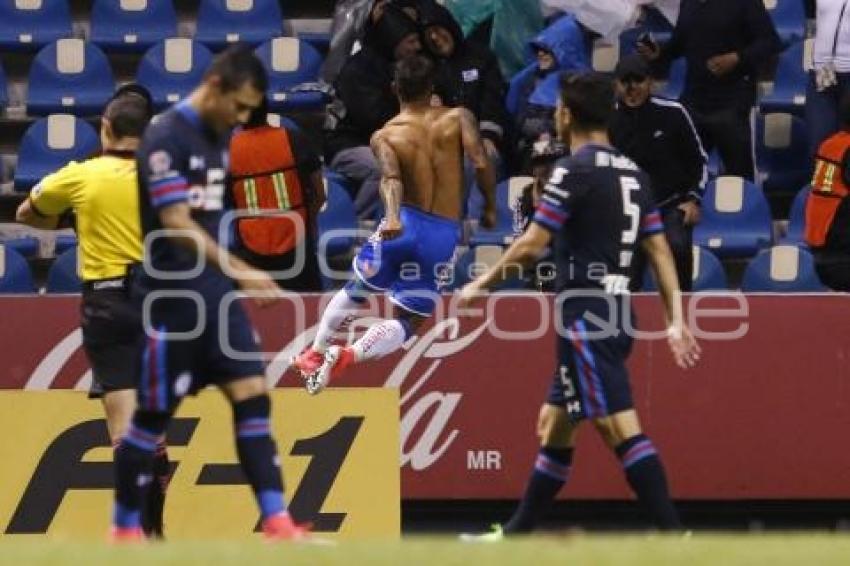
[2,293,849,500]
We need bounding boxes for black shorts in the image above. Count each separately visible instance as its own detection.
[137,286,265,412]
[81,286,143,397]
[546,297,635,421]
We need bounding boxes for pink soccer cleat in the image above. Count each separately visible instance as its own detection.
[109,526,145,543]
[290,346,324,380]
[262,512,311,541]
[305,346,355,395]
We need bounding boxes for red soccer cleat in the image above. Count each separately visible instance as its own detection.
[305,346,355,395]
[262,512,311,541]
[290,346,324,379]
[109,526,145,543]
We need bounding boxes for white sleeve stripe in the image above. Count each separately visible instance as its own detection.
[651,97,708,190]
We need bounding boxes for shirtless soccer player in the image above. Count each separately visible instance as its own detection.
[292,54,497,391]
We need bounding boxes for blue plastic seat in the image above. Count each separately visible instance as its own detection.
[90,0,178,53]
[54,233,77,254]
[643,245,729,291]
[0,61,8,109]
[764,0,806,44]
[0,0,72,52]
[756,112,811,194]
[255,37,326,112]
[195,0,283,51]
[2,236,40,258]
[318,173,358,258]
[136,38,213,111]
[693,176,773,257]
[741,245,826,291]
[760,39,811,115]
[46,246,81,293]
[656,57,685,100]
[0,245,35,293]
[448,245,528,291]
[782,185,809,244]
[15,114,100,191]
[27,39,116,116]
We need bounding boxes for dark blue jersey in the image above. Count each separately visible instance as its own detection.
[137,101,232,292]
[532,144,663,293]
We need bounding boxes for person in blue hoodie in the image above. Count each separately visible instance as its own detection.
[506,14,592,170]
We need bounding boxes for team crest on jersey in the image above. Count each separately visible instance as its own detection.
[149,150,172,175]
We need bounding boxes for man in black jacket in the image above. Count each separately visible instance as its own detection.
[324,4,421,219]
[640,0,781,180]
[416,1,508,168]
[610,55,708,291]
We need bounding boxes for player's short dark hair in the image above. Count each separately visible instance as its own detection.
[103,94,151,139]
[394,55,434,102]
[204,44,268,94]
[558,71,615,132]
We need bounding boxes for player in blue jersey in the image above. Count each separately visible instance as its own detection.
[459,72,701,539]
[110,46,306,541]
[291,55,496,392]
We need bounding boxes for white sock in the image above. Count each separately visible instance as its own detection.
[312,289,362,353]
[351,320,408,362]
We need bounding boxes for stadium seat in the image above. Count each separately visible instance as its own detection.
[448,245,528,291]
[756,112,811,194]
[656,57,685,100]
[592,38,619,73]
[0,61,8,109]
[26,39,116,116]
[764,0,806,44]
[760,39,812,115]
[255,37,326,112]
[46,246,81,293]
[782,185,809,244]
[136,38,213,111]
[643,246,729,291]
[741,244,826,291]
[266,113,299,131]
[468,176,532,246]
[318,173,358,258]
[693,176,773,257]
[1,236,40,258]
[90,0,178,53]
[0,0,73,52]
[54,233,77,254]
[0,245,35,293]
[195,0,283,51]
[14,114,100,191]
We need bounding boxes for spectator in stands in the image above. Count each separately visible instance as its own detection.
[639,0,781,180]
[324,3,421,219]
[416,1,508,171]
[505,13,591,171]
[229,99,325,291]
[805,93,850,291]
[806,0,850,157]
[610,55,707,291]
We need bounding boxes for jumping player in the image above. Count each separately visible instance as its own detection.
[291,54,497,392]
[459,72,701,539]
[110,47,304,541]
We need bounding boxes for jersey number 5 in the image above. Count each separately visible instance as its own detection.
[620,176,640,245]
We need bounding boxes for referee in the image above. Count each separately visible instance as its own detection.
[15,85,168,538]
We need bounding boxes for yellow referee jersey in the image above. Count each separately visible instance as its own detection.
[29,153,142,281]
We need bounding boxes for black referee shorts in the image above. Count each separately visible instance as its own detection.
[80,279,143,398]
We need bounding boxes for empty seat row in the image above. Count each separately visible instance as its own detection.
[0,0,290,53]
[3,37,323,116]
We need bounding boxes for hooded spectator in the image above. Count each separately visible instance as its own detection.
[324,4,421,219]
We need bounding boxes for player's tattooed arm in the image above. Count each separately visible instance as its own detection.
[459,108,497,229]
[371,131,403,239]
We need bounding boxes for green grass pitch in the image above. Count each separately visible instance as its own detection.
[2,534,849,565]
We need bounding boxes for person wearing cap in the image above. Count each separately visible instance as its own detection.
[324,3,422,219]
[609,55,708,291]
[15,85,169,538]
